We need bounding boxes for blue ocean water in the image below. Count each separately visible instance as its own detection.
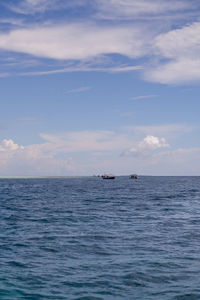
[1,176,200,300]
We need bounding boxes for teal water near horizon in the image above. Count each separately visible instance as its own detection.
[1,176,200,299]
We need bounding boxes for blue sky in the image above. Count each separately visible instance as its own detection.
[0,0,200,176]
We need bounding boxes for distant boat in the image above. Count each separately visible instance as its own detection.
[130,174,138,179]
[102,174,115,179]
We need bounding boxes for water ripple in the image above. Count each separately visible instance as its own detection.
[0,176,200,299]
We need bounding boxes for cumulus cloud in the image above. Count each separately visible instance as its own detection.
[0,139,24,151]
[0,132,131,175]
[0,131,149,175]
[124,135,169,156]
[140,135,169,150]
[0,131,130,175]
[0,130,200,175]
[0,138,76,176]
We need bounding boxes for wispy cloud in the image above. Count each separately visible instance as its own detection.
[65,86,91,94]
[17,117,37,122]
[149,147,200,175]
[5,0,197,20]
[39,130,132,153]
[1,1,200,85]
[0,18,24,26]
[120,112,133,117]
[19,64,142,76]
[95,0,193,20]
[3,57,40,69]
[0,64,142,78]
[6,0,83,15]
[125,124,195,138]
[0,72,10,78]
[130,94,158,100]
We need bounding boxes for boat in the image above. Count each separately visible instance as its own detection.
[130,174,138,179]
[102,174,115,179]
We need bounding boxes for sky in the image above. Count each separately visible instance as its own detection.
[0,0,200,176]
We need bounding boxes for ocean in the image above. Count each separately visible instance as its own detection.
[0,176,200,299]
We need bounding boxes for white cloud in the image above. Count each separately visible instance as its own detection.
[124,135,169,156]
[141,135,169,150]
[0,130,136,176]
[145,59,200,84]
[0,139,24,151]
[0,129,200,176]
[149,147,200,175]
[0,23,149,60]
[39,130,132,153]
[2,20,200,84]
[155,22,200,60]
[0,132,131,175]
[146,22,200,84]
[1,1,200,86]
[0,138,76,176]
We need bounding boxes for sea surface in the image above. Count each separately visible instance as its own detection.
[1,176,200,300]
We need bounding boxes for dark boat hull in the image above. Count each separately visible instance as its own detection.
[102,176,115,179]
[130,174,138,179]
